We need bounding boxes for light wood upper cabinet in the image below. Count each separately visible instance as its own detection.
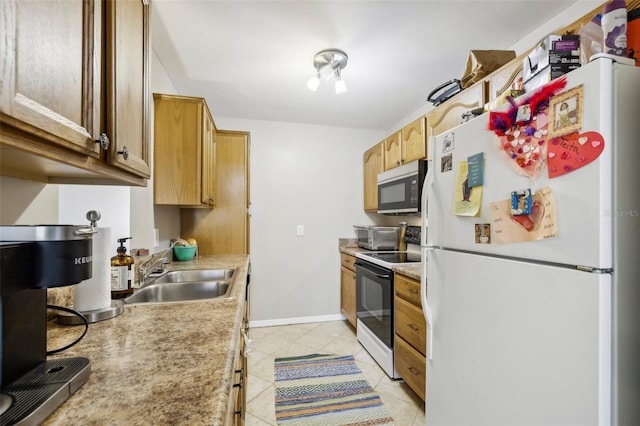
[180,130,251,255]
[104,0,151,178]
[0,0,150,186]
[426,80,487,140]
[363,142,384,212]
[201,109,217,207]
[488,54,525,103]
[153,93,217,208]
[384,116,428,171]
[400,116,428,162]
[383,131,401,170]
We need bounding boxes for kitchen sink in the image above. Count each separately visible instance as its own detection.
[125,269,237,305]
[150,268,235,284]
[125,280,234,304]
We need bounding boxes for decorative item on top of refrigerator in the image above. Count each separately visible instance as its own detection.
[602,0,628,57]
[523,34,580,92]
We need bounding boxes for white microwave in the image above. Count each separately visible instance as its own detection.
[377,159,427,215]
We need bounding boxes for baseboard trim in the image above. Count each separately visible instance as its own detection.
[249,313,345,328]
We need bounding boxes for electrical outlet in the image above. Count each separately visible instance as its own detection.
[296,225,304,236]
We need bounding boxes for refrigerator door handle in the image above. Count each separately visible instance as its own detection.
[421,142,435,247]
[420,254,434,361]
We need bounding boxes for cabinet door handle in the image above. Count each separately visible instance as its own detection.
[94,133,110,150]
[117,146,129,160]
[407,366,419,376]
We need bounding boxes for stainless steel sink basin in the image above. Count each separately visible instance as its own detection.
[125,280,234,304]
[150,268,235,284]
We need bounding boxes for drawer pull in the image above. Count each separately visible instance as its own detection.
[407,288,419,295]
[407,323,419,332]
[407,366,420,376]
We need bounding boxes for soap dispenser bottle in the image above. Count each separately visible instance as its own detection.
[111,237,134,298]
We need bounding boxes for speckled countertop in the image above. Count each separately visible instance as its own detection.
[338,239,422,281]
[44,254,249,426]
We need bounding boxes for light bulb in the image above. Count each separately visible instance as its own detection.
[319,64,335,81]
[306,75,320,92]
[334,74,347,94]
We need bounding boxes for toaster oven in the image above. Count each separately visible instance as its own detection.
[353,226,399,250]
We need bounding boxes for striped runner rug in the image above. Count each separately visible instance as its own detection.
[274,354,394,425]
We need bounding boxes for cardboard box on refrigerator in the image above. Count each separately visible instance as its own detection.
[523,34,581,92]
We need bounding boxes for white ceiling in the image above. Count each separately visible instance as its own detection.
[151,0,582,131]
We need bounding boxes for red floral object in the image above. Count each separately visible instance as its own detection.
[488,77,568,179]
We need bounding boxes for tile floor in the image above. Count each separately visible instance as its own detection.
[245,320,425,425]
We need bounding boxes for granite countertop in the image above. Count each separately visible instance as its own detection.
[338,238,422,281]
[44,254,250,425]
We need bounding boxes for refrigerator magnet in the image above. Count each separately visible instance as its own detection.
[475,224,491,244]
[510,189,532,215]
[548,85,583,139]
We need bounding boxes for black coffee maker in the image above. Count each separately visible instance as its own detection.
[1,225,95,425]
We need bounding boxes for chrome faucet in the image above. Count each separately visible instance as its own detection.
[138,242,176,286]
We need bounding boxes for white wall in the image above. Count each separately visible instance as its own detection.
[149,49,182,250]
[215,116,384,324]
[0,176,59,224]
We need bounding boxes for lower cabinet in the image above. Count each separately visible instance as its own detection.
[340,253,357,328]
[226,282,248,425]
[394,273,426,401]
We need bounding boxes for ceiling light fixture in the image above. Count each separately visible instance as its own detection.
[306,49,348,94]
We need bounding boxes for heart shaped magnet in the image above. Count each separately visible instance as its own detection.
[496,112,549,180]
[547,131,605,178]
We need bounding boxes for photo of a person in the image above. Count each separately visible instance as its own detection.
[549,85,583,138]
[557,101,571,128]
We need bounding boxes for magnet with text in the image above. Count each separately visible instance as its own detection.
[547,131,604,178]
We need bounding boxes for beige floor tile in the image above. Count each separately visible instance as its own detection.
[272,342,320,359]
[246,373,272,403]
[413,405,426,425]
[294,330,339,350]
[250,354,276,383]
[246,384,276,425]
[247,348,271,367]
[244,411,274,426]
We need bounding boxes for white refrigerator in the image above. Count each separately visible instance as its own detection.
[420,56,640,425]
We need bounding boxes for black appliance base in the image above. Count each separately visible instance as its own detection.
[0,357,90,426]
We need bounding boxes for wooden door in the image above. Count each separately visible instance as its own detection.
[363,142,384,212]
[105,0,150,178]
[401,116,427,162]
[340,266,357,327]
[427,81,486,139]
[0,0,102,154]
[383,131,401,170]
[181,131,250,255]
[201,110,217,207]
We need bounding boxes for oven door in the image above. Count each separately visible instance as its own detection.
[355,260,394,348]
